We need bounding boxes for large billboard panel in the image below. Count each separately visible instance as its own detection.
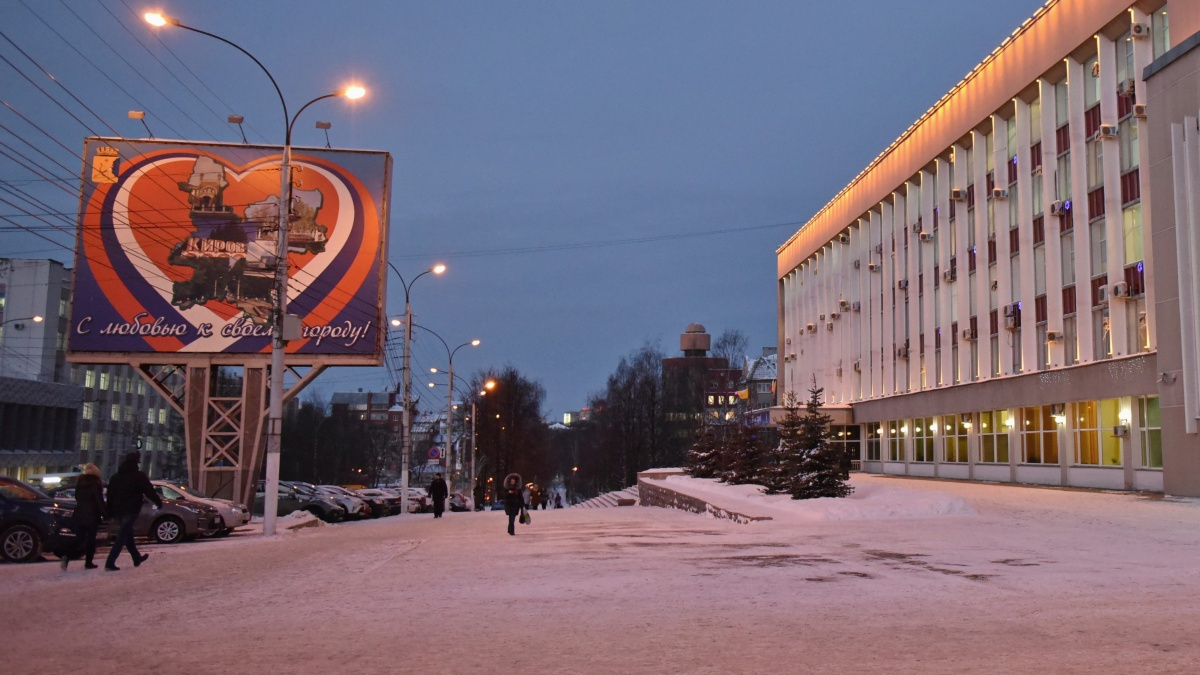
[70,138,390,363]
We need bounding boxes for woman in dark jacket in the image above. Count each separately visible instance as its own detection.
[60,464,106,571]
[502,473,525,536]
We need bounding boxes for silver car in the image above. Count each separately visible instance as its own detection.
[153,481,251,536]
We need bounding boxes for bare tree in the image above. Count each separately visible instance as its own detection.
[711,328,749,368]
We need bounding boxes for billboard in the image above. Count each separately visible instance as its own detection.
[70,138,390,363]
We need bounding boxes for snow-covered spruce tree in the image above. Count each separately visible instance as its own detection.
[780,381,853,499]
[724,419,768,485]
[686,422,721,479]
[762,390,803,494]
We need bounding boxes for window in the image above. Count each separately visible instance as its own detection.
[1119,119,1139,172]
[1090,220,1107,277]
[1064,315,1079,364]
[943,414,969,463]
[830,425,861,466]
[1123,204,1143,265]
[98,371,110,390]
[1020,405,1059,464]
[1074,399,1122,466]
[1086,139,1103,189]
[1057,153,1072,200]
[80,432,91,451]
[912,417,934,463]
[888,422,904,462]
[159,409,167,425]
[1061,233,1075,285]
[1030,98,1042,143]
[110,404,121,422]
[147,409,156,425]
[979,410,1011,463]
[1084,57,1100,108]
[1139,396,1162,468]
[1055,82,1070,127]
[1152,9,1170,59]
[1095,307,1111,359]
[82,402,94,420]
[866,426,882,461]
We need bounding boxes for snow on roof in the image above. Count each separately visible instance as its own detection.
[745,353,777,381]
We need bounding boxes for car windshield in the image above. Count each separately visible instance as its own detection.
[0,479,49,500]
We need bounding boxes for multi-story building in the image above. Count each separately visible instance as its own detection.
[738,348,778,414]
[661,324,740,422]
[1,258,182,480]
[777,1,1199,495]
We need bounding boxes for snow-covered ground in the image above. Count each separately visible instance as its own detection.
[3,473,1200,674]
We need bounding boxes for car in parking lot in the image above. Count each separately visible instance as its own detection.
[152,481,251,536]
[255,481,344,522]
[314,485,371,519]
[287,481,367,520]
[0,476,77,563]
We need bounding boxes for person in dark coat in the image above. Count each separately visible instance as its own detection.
[473,480,485,511]
[60,464,106,571]
[428,473,448,518]
[104,452,162,571]
[502,474,525,536]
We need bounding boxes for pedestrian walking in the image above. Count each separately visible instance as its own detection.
[503,473,525,536]
[60,464,105,571]
[473,479,485,511]
[522,485,532,509]
[103,451,162,571]
[428,473,448,518]
[554,493,563,509]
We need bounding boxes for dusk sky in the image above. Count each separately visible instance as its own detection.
[3,0,1047,417]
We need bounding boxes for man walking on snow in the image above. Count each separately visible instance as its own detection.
[104,451,163,571]
[428,473,448,518]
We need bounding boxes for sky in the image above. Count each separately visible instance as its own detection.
[1,0,1048,417]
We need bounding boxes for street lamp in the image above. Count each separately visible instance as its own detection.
[411,323,479,491]
[0,315,44,376]
[147,12,366,537]
[387,262,445,514]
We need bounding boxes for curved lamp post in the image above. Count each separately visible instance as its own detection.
[412,323,479,490]
[0,315,44,376]
[146,12,365,536]
[387,262,445,514]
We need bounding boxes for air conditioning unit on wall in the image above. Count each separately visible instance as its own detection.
[896,345,910,359]
[1134,103,1148,119]
[920,232,934,243]
[993,188,1009,200]
[950,188,965,201]
[1099,124,1118,140]
[961,328,977,341]
[1046,330,1063,342]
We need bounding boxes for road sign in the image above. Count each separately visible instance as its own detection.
[428,447,441,459]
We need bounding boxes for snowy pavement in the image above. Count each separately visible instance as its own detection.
[3,474,1200,674]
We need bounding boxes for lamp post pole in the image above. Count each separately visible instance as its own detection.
[413,324,479,492]
[144,13,364,536]
[387,263,445,515]
[0,315,44,377]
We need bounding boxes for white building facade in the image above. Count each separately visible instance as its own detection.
[777,0,1200,495]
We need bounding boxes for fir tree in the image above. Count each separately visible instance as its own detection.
[762,390,803,493]
[724,419,767,485]
[779,381,853,499]
[686,423,721,479]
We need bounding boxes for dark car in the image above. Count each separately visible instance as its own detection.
[46,485,220,544]
[0,476,77,563]
[254,481,344,522]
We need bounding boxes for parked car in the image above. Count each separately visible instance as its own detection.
[152,481,251,536]
[287,481,367,520]
[314,485,372,519]
[404,488,431,513]
[45,484,220,544]
[255,481,344,522]
[353,488,405,515]
[0,476,77,563]
[331,486,388,518]
[448,493,471,512]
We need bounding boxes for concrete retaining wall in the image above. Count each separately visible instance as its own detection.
[637,470,772,524]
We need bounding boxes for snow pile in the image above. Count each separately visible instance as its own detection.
[657,473,974,522]
[281,510,325,531]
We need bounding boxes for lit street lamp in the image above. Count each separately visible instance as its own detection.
[0,315,44,376]
[387,262,445,515]
[412,324,479,491]
[146,12,366,536]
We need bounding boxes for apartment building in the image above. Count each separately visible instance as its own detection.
[777,1,1200,495]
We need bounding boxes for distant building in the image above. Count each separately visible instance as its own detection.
[661,323,740,422]
[0,258,181,480]
[738,348,778,413]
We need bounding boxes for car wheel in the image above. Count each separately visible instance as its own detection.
[220,528,235,537]
[152,516,185,544]
[1,524,43,563]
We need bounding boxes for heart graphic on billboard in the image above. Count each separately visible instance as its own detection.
[110,154,352,328]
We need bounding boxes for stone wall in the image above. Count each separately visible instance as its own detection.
[637,470,772,524]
